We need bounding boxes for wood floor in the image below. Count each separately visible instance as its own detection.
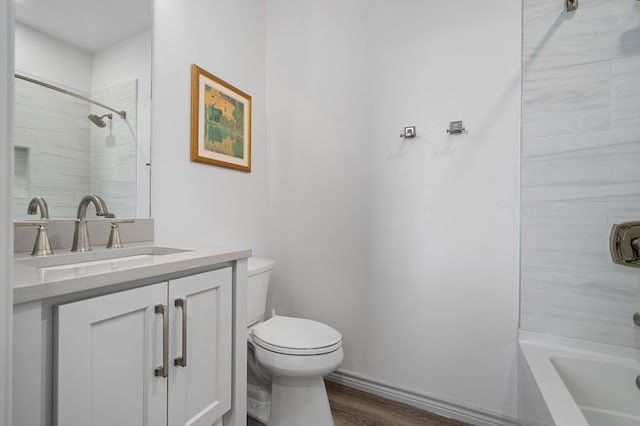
[247,381,470,426]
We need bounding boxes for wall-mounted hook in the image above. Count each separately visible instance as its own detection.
[446,121,467,134]
[400,126,417,139]
[566,0,578,12]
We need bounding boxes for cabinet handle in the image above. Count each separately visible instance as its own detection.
[154,304,168,378]
[174,298,187,367]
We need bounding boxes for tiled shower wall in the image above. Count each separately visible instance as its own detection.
[520,0,640,347]
[14,76,91,218]
[90,80,137,218]
[13,77,138,219]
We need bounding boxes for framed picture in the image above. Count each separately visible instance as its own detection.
[190,64,252,172]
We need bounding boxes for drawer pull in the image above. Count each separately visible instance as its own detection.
[154,304,168,378]
[174,298,187,367]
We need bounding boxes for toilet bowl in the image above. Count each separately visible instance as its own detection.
[247,258,343,426]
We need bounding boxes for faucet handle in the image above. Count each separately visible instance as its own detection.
[107,219,135,249]
[15,220,54,256]
[110,219,135,224]
[15,220,48,227]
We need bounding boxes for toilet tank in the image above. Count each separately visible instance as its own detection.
[247,257,275,327]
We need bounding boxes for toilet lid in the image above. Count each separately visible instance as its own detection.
[252,316,342,356]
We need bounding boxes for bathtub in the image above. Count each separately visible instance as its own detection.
[519,331,640,426]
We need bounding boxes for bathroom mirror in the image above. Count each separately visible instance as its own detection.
[13,0,152,220]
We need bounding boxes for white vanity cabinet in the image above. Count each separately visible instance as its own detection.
[55,268,232,426]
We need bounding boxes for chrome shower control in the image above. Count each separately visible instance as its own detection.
[634,313,640,327]
[610,222,640,267]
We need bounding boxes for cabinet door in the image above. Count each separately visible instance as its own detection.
[56,283,168,426]
[168,268,232,426]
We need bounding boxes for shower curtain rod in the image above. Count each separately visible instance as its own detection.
[14,73,127,119]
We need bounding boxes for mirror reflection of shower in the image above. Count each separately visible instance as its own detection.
[13,72,139,218]
[13,0,152,219]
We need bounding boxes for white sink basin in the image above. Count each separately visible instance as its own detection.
[41,254,154,271]
[17,246,192,271]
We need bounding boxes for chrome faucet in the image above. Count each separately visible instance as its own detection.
[28,196,50,219]
[15,196,54,256]
[71,194,110,252]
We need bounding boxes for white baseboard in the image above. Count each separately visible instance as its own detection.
[326,370,518,426]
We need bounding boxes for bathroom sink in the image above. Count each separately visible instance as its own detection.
[37,254,156,271]
[17,246,192,270]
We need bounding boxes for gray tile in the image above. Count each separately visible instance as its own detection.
[611,54,640,129]
[91,80,138,218]
[522,137,640,202]
[14,77,92,218]
[522,127,640,158]
[520,200,640,347]
[522,61,611,138]
[524,0,640,71]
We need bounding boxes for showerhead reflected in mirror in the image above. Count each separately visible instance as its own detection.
[88,113,113,128]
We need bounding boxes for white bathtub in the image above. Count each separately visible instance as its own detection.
[519,331,640,426]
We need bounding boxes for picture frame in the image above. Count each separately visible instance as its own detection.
[190,64,252,172]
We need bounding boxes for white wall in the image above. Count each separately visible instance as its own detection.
[267,0,521,422]
[92,30,151,92]
[520,0,640,348]
[265,0,371,394]
[0,0,13,422]
[92,31,152,217]
[152,0,268,254]
[15,23,92,92]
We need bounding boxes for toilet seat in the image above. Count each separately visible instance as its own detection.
[252,315,342,356]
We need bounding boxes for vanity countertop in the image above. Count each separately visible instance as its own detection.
[14,241,251,304]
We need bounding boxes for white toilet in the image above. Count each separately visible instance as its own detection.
[246,257,343,426]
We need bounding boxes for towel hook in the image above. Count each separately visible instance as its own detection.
[400,126,417,139]
[446,121,467,134]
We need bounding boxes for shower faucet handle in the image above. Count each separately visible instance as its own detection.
[610,221,640,266]
[621,231,640,261]
[107,219,135,249]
